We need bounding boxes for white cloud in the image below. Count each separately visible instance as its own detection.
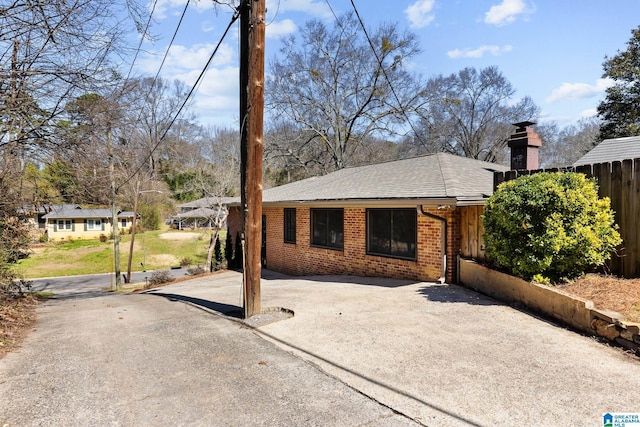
[580,108,598,118]
[138,43,235,77]
[546,78,615,103]
[447,45,512,59]
[405,0,436,29]
[268,0,333,20]
[484,0,533,26]
[266,19,298,39]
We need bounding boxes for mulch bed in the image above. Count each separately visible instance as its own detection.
[558,274,640,322]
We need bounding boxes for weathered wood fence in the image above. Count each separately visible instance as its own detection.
[489,159,640,278]
[459,205,487,263]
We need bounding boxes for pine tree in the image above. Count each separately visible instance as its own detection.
[597,25,640,140]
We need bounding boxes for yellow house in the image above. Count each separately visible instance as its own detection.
[42,206,135,241]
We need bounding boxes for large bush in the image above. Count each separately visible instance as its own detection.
[483,172,622,282]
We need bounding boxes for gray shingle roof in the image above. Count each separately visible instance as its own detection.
[177,197,236,209]
[573,136,640,166]
[42,206,134,219]
[261,152,509,206]
[176,207,225,219]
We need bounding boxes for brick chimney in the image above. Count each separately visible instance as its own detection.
[508,121,542,170]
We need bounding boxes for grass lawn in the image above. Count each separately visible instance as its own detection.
[15,229,227,278]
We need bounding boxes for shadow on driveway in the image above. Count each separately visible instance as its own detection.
[417,284,500,306]
[144,292,243,318]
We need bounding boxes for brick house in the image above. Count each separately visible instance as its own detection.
[228,152,508,283]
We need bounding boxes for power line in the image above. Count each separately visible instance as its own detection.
[150,0,191,90]
[129,0,192,126]
[347,0,427,147]
[117,5,242,191]
[123,0,159,84]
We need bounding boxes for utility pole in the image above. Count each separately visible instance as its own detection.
[239,0,265,318]
[126,179,141,284]
[108,128,121,290]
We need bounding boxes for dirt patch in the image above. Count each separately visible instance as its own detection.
[147,254,180,266]
[0,293,40,358]
[159,232,202,241]
[558,274,640,322]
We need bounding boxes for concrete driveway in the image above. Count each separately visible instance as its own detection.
[145,270,640,426]
[2,270,639,426]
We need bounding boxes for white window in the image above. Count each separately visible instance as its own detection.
[57,220,73,231]
[121,218,127,228]
[87,219,102,230]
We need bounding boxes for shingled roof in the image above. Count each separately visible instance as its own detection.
[261,152,508,206]
[42,205,134,219]
[574,136,640,166]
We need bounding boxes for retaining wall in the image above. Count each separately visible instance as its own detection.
[459,258,640,356]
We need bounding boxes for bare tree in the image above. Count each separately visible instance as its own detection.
[403,66,539,163]
[538,116,601,167]
[266,13,422,173]
[0,0,144,155]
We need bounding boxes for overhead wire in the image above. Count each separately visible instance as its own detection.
[347,0,427,147]
[128,0,192,127]
[122,0,159,84]
[117,4,243,190]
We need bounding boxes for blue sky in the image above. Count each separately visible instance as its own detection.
[134,0,640,130]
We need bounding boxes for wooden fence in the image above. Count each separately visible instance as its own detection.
[492,158,640,278]
[459,205,487,263]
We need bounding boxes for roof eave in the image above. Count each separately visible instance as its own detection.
[228,197,459,208]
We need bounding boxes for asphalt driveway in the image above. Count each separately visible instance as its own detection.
[2,270,639,426]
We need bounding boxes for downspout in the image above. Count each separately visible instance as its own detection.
[417,206,447,284]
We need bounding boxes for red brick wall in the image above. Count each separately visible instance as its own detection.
[227,205,461,283]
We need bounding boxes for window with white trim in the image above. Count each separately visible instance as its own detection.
[57,220,73,231]
[87,219,102,230]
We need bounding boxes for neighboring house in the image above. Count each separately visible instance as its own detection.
[42,205,135,241]
[573,135,640,166]
[174,196,234,229]
[19,204,80,230]
[227,152,509,283]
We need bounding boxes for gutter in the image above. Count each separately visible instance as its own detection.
[417,205,448,284]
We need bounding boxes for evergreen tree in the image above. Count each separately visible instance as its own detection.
[597,25,640,140]
[214,238,222,271]
[225,230,233,268]
[233,232,243,269]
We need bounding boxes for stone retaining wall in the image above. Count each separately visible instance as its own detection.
[458,258,640,356]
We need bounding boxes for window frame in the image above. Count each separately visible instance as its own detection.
[56,219,73,231]
[366,208,417,261]
[310,208,344,250]
[86,219,102,231]
[283,208,296,244]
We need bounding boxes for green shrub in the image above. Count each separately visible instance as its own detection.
[483,172,622,282]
